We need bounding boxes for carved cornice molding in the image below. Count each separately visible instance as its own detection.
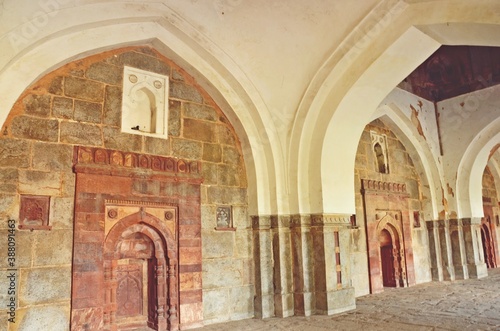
[361,179,408,195]
[73,146,201,176]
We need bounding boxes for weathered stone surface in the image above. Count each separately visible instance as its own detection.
[48,76,64,95]
[19,170,61,196]
[74,100,102,123]
[50,197,74,229]
[19,266,71,306]
[64,76,104,102]
[223,146,240,165]
[60,121,102,146]
[218,164,239,187]
[52,97,73,119]
[172,69,185,82]
[184,103,218,121]
[207,187,247,205]
[201,205,216,230]
[184,119,216,142]
[103,127,142,152]
[217,125,236,146]
[0,182,17,193]
[23,94,51,117]
[85,61,122,85]
[144,136,170,156]
[171,138,202,159]
[103,85,122,127]
[61,172,76,198]
[0,139,30,168]
[168,100,181,137]
[16,304,70,331]
[0,230,32,268]
[170,81,203,104]
[112,51,171,75]
[235,230,252,258]
[32,143,73,171]
[201,162,218,186]
[11,116,59,142]
[0,168,18,182]
[203,259,243,288]
[202,230,234,259]
[228,285,255,320]
[203,143,221,163]
[232,206,250,229]
[203,288,230,322]
[34,230,73,266]
[0,194,16,221]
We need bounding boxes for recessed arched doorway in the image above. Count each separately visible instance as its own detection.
[103,211,178,331]
[379,229,396,287]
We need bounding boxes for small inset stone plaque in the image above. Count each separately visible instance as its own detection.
[216,206,234,230]
[19,195,52,230]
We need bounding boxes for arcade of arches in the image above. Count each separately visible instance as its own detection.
[1,1,500,330]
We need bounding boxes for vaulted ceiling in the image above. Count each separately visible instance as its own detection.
[400,46,500,102]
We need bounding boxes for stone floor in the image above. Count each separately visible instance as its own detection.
[191,268,500,331]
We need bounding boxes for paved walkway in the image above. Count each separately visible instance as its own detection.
[192,268,500,331]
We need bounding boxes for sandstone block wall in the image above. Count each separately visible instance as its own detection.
[0,46,251,330]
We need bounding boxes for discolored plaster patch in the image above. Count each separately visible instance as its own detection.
[410,104,425,140]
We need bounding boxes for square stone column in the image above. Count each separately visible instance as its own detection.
[252,215,274,318]
[290,214,314,316]
[311,214,355,315]
[462,218,488,279]
[271,215,294,317]
[449,219,468,279]
[426,220,440,281]
[440,220,456,280]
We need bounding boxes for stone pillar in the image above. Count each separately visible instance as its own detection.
[437,220,455,280]
[311,214,355,315]
[271,215,294,317]
[462,218,488,279]
[426,220,445,281]
[252,215,274,318]
[290,214,314,316]
[449,219,468,279]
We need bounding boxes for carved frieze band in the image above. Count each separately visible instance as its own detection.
[252,214,354,228]
[73,146,200,174]
[311,214,351,226]
[362,179,407,194]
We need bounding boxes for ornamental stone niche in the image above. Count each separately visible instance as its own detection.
[122,66,169,139]
[71,146,203,331]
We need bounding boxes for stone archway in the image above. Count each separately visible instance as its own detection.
[103,212,178,331]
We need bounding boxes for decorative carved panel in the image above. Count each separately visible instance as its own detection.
[116,264,143,318]
[19,195,51,230]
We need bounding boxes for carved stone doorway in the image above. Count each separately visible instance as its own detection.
[361,178,415,294]
[380,230,396,287]
[71,147,203,330]
[104,210,178,331]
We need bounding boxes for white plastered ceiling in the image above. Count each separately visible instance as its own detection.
[1,0,500,217]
